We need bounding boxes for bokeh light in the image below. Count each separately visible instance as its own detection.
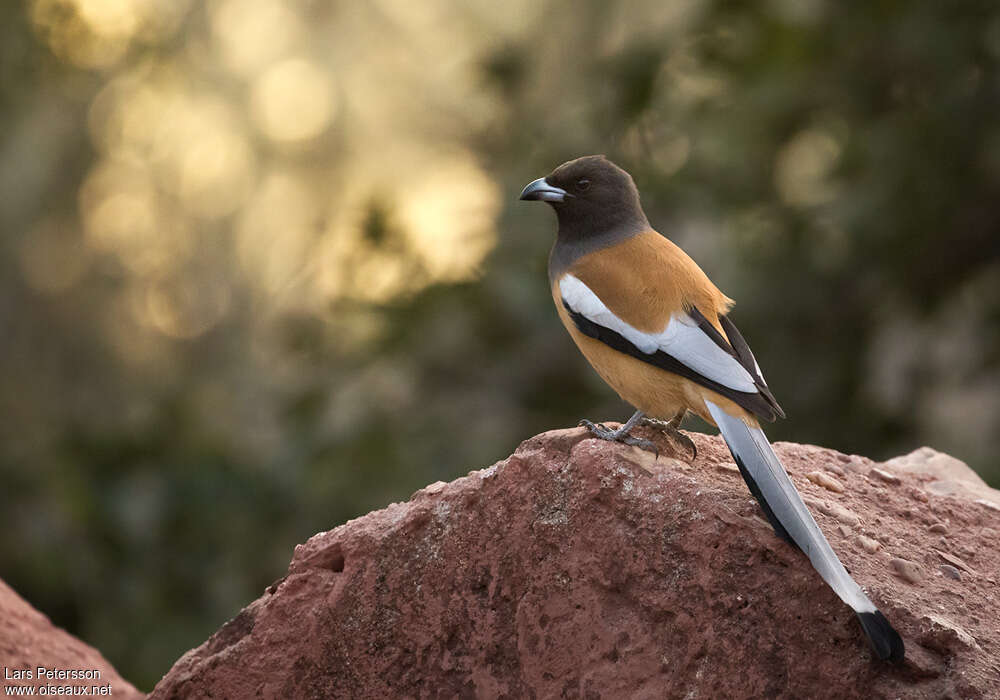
[30,0,190,68]
[211,0,304,76]
[773,127,843,206]
[251,59,336,143]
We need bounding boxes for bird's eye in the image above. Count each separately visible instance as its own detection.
[576,178,591,192]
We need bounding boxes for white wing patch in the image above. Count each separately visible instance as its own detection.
[559,274,758,393]
[752,354,764,383]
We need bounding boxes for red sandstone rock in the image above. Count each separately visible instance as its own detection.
[151,428,1000,699]
[0,579,143,698]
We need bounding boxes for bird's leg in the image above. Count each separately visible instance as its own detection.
[579,409,658,456]
[642,410,697,460]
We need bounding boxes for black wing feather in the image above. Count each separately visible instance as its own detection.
[563,301,781,421]
[689,309,785,420]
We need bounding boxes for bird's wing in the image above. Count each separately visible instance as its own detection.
[558,273,782,421]
[688,306,784,419]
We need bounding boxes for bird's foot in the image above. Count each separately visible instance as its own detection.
[640,416,673,429]
[640,416,697,461]
[667,428,697,461]
[578,418,659,457]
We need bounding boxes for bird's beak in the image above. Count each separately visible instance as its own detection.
[519,177,568,202]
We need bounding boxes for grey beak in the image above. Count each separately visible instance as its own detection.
[519,177,568,202]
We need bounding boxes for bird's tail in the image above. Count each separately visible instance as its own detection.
[705,400,905,663]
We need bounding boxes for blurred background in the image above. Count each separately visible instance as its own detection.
[2,0,998,689]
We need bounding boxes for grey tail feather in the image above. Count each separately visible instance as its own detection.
[705,400,905,662]
[857,611,906,662]
[730,451,799,551]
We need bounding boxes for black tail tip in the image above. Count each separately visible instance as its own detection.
[857,611,905,663]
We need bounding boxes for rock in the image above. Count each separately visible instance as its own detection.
[0,579,142,698]
[806,470,845,493]
[870,468,902,485]
[939,565,961,581]
[921,614,980,652]
[934,549,978,575]
[803,496,860,526]
[883,447,986,486]
[976,498,1000,513]
[150,430,1000,699]
[890,557,923,584]
[857,534,881,553]
[884,447,1000,511]
[909,487,930,503]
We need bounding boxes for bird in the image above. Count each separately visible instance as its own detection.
[519,154,905,663]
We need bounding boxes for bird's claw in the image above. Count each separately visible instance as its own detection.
[578,419,611,438]
[639,417,696,461]
[620,434,659,457]
[578,419,659,458]
[671,431,697,461]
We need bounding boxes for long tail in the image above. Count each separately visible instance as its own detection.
[705,400,905,662]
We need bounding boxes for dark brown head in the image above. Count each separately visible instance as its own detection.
[519,155,649,242]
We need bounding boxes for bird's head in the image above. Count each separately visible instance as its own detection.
[519,155,647,239]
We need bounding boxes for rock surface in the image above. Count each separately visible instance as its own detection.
[0,579,143,698]
[151,428,1000,699]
